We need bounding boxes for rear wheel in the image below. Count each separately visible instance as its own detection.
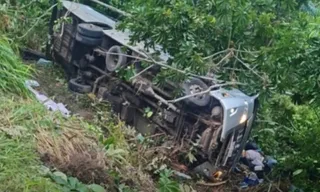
[105,45,127,72]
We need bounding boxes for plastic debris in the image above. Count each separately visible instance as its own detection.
[245,149,264,167]
[173,170,192,180]
[25,80,70,117]
[238,141,278,189]
[264,156,278,169]
[37,58,53,66]
[239,172,261,189]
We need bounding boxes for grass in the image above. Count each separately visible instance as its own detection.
[0,95,62,192]
[0,39,61,191]
[0,94,112,191]
[0,92,157,191]
[0,37,32,96]
[0,134,61,192]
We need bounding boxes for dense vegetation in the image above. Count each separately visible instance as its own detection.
[112,1,320,190]
[1,0,320,191]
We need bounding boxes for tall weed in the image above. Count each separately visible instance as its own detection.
[0,37,31,96]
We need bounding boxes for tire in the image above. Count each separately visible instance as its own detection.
[182,78,210,106]
[68,78,92,94]
[105,45,127,72]
[75,33,102,46]
[77,23,103,38]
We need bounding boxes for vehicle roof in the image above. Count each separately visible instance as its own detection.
[62,1,116,27]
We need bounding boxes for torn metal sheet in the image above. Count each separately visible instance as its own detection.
[25,80,70,117]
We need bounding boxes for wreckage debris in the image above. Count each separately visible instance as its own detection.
[238,142,277,189]
[25,80,70,117]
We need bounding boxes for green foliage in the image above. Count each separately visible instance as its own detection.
[0,94,108,191]
[0,95,61,192]
[158,169,180,192]
[114,0,320,190]
[49,171,105,192]
[0,37,31,96]
[256,94,320,190]
[143,107,154,118]
[117,0,304,83]
[0,0,52,50]
[0,134,62,192]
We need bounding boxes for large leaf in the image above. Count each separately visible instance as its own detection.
[88,184,106,192]
[293,169,303,176]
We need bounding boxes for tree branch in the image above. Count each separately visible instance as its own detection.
[214,51,233,67]
[18,3,58,39]
[233,55,265,80]
[98,50,221,82]
[203,49,229,60]
[168,82,245,103]
[129,64,155,80]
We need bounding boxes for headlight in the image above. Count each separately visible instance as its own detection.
[239,113,247,124]
[239,100,249,123]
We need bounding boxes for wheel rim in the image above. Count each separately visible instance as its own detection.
[189,84,205,99]
[106,52,119,71]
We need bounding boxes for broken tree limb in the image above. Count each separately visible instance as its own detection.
[196,180,227,186]
[95,49,221,82]
[209,51,234,71]
[129,64,155,80]
[19,3,58,39]
[168,82,246,103]
[203,49,229,60]
[234,55,265,81]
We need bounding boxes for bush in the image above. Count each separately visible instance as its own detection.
[256,94,320,190]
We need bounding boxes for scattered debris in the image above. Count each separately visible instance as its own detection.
[239,172,260,189]
[37,58,53,67]
[196,180,227,187]
[238,142,278,189]
[173,170,192,180]
[25,80,70,117]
